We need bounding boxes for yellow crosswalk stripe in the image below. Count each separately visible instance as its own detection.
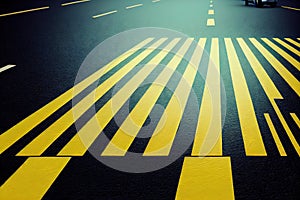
[144,39,205,156]
[273,38,300,56]
[175,157,234,200]
[284,38,300,48]
[264,113,287,156]
[58,38,179,156]
[192,38,222,156]
[0,157,70,199]
[101,38,194,156]
[290,113,300,129]
[17,38,167,156]
[237,38,300,157]
[262,38,300,71]
[250,38,300,97]
[0,38,153,155]
[225,38,267,156]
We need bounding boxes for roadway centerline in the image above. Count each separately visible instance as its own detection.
[0,64,16,73]
[92,10,117,19]
[208,9,214,15]
[152,0,160,2]
[281,6,300,11]
[126,4,143,9]
[61,0,90,7]
[0,6,49,17]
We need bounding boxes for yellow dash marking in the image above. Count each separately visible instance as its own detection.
[208,9,214,15]
[262,38,300,71]
[58,38,177,156]
[207,18,215,26]
[0,157,70,199]
[250,38,300,97]
[210,4,213,7]
[290,113,300,129]
[126,4,143,9]
[225,38,267,156]
[175,157,235,200]
[284,38,300,48]
[144,39,205,156]
[264,113,287,156]
[152,0,160,2]
[192,38,222,156]
[101,38,195,156]
[281,6,300,11]
[93,10,117,18]
[61,0,90,6]
[237,38,300,157]
[17,39,165,156]
[0,38,153,155]
[273,38,300,56]
[0,6,49,17]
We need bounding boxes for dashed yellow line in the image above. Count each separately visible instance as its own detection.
[0,6,49,17]
[152,0,160,2]
[207,18,215,26]
[61,0,90,7]
[126,4,143,9]
[92,10,117,18]
[208,9,214,15]
[264,113,287,156]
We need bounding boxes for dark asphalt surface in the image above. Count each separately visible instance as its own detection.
[1,0,300,199]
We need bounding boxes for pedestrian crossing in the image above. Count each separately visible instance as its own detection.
[0,37,299,199]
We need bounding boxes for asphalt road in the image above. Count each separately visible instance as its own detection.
[0,0,300,199]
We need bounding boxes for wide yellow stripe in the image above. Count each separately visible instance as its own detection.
[290,113,300,129]
[262,38,300,71]
[17,38,166,156]
[285,38,300,48]
[225,38,266,156]
[264,113,287,156]
[0,38,153,155]
[250,38,300,97]
[58,38,179,156]
[0,157,70,199]
[175,157,235,200]
[237,38,300,157]
[192,38,221,156]
[101,38,193,156]
[273,38,300,56]
[144,39,205,156]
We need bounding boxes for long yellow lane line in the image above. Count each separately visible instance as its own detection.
[0,6,49,17]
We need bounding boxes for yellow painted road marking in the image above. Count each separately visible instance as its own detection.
[262,38,300,71]
[290,113,300,129]
[225,38,267,156]
[208,9,214,15]
[210,4,213,7]
[144,39,205,156]
[101,38,193,156]
[281,6,300,11]
[58,38,178,156]
[0,64,16,73]
[17,39,166,156]
[92,10,117,18]
[250,38,300,97]
[0,157,70,199]
[192,38,222,156]
[237,38,300,157]
[207,18,215,26]
[152,0,160,2]
[175,157,234,200]
[285,38,300,48]
[264,113,287,156]
[0,38,153,155]
[61,0,90,6]
[273,38,300,56]
[0,6,49,17]
[126,4,143,9]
